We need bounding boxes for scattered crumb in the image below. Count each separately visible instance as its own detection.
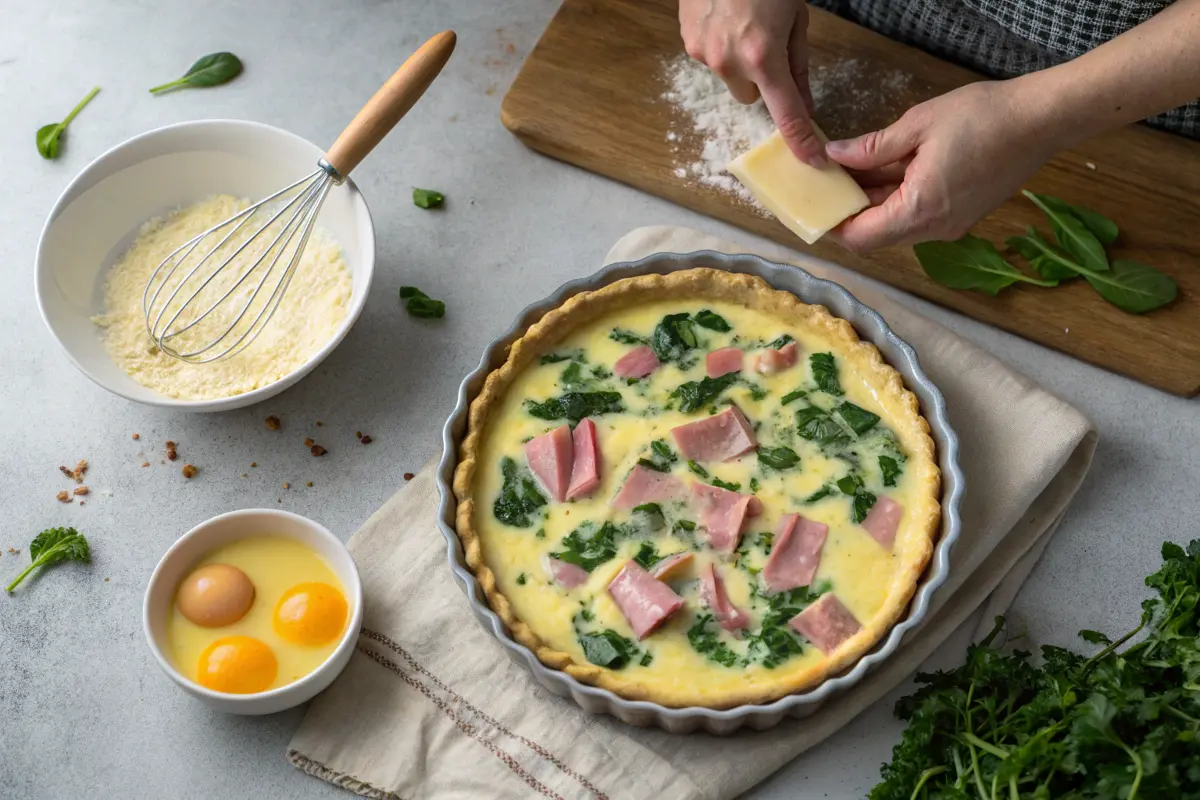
[265,415,282,431]
[251,462,258,468]
[304,437,314,447]
[485,84,497,96]
[282,482,290,490]
[56,490,71,503]
[355,431,362,438]
[105,577,110,582]
[506,42,515,54]
[131,433,140,440]
[306,481,313,487]
[1086,162,1097,170]
[79,501,86,506]
[404,472,415,481]
[73,486,89,496]
[181,464,198,479]
[240,473,248,478]
[316,421,323,427]
[311,445,328,457]
[277,498,282,503]
[360,435,373,445]
[166,441,178,461]
[59,459,88,483]
[141,461,150,468]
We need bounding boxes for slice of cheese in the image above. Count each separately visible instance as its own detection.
[727,127,870,245]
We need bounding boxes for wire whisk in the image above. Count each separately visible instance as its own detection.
[143,30,456,363]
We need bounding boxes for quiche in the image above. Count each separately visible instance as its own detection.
[453,269,940,709]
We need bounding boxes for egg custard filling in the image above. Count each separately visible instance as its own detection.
[454,269,940,708]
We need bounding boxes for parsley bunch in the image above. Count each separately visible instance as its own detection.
[872,539,1200,799]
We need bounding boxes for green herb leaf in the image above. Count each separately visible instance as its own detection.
[914,235,1055,295]
[709,477,741,492]
[758,445,800,470]
[560,361,587,389]
[878,455,902,487]
[1006,226,1079,282]
[552,522,619,572]
[852,490,877,524]
[809,352,843,396]
[609,328,647,346]
[540,352,576,364]
[1083,259,1179,314]
[633,541,663,569]
[795,403,850,449]
[834,402,880,436]
[1034,192,1119,245]
[694,309,731,332]
[399,286,446,318]
[749,477,761,492]
[687,460,709,479]
[1023,190,1109,273]
[525,391,624,424]
[149,52,243,93]
[36,86,100,160]
[516,573,527,586]
[637,439,678,473]
[639,651,653,667]
[412,188,445,209]
[780,388,807,406]
[491,457,547,528]
[578,629,639,669]
[767,334,795,350]
[6,527,90,593]
[650,313,699,364]
[631,503,666,533]
[671,373,738,413]
[803,485,836,504]
[687,614,742,667]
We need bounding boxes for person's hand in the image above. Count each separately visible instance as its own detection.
[679,0,824,166]
[827,80,1059,253]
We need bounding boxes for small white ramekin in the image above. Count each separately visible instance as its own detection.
[35,119,376,412]
[143,508,363,715]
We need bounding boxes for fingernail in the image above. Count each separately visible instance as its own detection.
[825,139,850,156]
[805,152,827,169]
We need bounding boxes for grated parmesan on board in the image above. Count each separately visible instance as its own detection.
[92,195,352,400]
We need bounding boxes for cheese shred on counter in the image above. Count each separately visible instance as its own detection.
[92,195,352,400]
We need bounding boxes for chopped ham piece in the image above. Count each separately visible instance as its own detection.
[699,563,750,631]
[705,347,744,378]
[789,594,861,653]
[691,483,752,552]
[524,425,574,502]
[752,341,799,374]
[763,513,828,592]
[862,496,903,550]
[565,418,601,500]
[611,465,687,510]
[544,556,589,589]
[649,551,693,581]
[614,345,660,379]
[607,561,684,639]
[670,406,757,462]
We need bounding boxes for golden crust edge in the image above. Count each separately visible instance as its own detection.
[452,268,942,709]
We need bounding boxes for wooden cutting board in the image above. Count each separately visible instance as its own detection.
[502,0,1200,396]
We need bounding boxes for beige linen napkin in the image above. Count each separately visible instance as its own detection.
[287,226,1098,800]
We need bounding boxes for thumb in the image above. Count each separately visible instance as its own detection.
[826,115,923,171]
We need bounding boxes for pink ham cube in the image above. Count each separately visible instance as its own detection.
[691,482,753,552]
[610,465,687,510]
[763,513,828,592]
[670,406,757,462]
[705,347,744,379]
[524,425,574,502]
[862,496,903,551]
[614,345,660,379]
[565,418,601,500]
[608,561,684,639]
[789,594,861,654]
[699,563,750,631]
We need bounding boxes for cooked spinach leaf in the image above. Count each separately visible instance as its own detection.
[781,388,808,406]
[687,614,742,667]
[631,503,666,533]
[672,373,738,413]
[709,477,741,492]
[767,334,795,350]
[637,439,678,472]
[878,455,902,487]
[639,651,654,667]
[749,477,761,492]
[758,445,800,470]
[633,541,663,569]
[803,485,836,504]
[552,522,619,572]
[540,350,582,365]
[694,309,732,332]
[837,473,877,523]
[834,402,880,436]
[579,629,639,669]
[650,313,699,364]
[399,286,446,318]
[687,460,709,479]
[492,457,547,528]
[809,352,843,396]
[609,327,648,346]
[795,403,851,449]
[525,391,624,424]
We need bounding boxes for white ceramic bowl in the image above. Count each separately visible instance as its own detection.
[143,508,364,715]
[35,119,376,412]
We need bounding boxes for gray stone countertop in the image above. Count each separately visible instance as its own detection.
[1,1,1195,797]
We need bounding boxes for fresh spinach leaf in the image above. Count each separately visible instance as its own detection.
[834,402,880,436]
[1082,259,1178,314]
[36,86,100,160]
[687,614,742,667]
[6,527,90,593]
[552,522,619,572]
[1023,190,1109,272]
[579,629,639,669]
[650,313,698,364]
[1040,196,1118,244]
[525,391,624,424]
[878,455,903,487]
[411,188,445,209]
[1007,226,1079,281]
[671,373,738,412]
[609,328,648,346]
[914,235,1055,295]
[758,445,800,470]
[492,457,547,528]
[809,353,843,396]
[149,52,243,93]
[399,286,446,318]
[694,309,731,332]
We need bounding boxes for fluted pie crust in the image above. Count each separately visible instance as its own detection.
[453,268,941,709]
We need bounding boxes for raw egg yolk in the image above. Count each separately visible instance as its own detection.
[273,582,348,646]
[196,636,277,694]
[176,563,255,627]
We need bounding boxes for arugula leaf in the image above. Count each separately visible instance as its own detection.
[687,460,709,479]
[687,614,742,667]
[1083,259,1179,314]
[803,485,836,503]
[578,629,639,669]
[1024,190,1109,271]
[671,373,738,412]
[1038,195,1119,244]
[694,309,732,332]
[36,86,100,160]
[631,503,666,533]
[633,541,663,569]
[758,445,800,470]
[809,352,843,396]
[491,457,547,528]
[149,52,242,93]
[1007,226,1079,281]
[525,391,624,424]
[834,402,880,436]
[914,235,1056,295]
[411,188,445,209]
[709,477,741,492]
[552,522,619,572]
[609,328,647,346]
[650,313,698,364]
[637,439,678,472]
[878,455,902,487]
[399,286,446,318]
[6,528,90,593]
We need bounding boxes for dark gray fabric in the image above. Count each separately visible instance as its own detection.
[812,0,1198,138]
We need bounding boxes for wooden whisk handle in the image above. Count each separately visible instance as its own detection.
[324,30,456,178]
